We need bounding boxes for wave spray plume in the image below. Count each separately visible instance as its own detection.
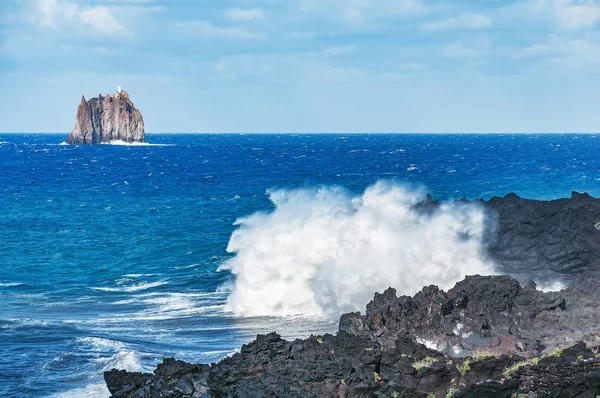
[220,181,495,318]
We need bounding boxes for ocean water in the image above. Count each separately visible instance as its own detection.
[1,133,599,397]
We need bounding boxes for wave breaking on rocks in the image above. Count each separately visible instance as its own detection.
[105,192,600,397]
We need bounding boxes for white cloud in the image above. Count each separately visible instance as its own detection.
[420,14,492,32]
[34,0,128,36]
[295,0,428,24]
[517,33,600,69]
[225,8,265,21]
[78,6,128,36]
[441,43,482,58]
[516,35,567,58]
[104,0,154,3]
[518,43,561,57]
[287,32,316,40]
[305,46,355,57]
[177,21,264,40]
[37,0,74,27]
[533,0,600,29]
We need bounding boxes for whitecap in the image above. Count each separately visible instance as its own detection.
[51,350,143,397]
[99,303,225,322]
[111,298,139,305]
[96,350,142,372]
[76,337,124,351]
[0,282,23,287]
[107,291,227,320]
[52,383,110,398]
[174,263,200,269]
[102,140,174,147]
[92,281,167,293]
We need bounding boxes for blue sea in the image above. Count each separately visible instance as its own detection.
[1,133,600,397]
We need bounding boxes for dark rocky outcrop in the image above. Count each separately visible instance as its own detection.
[105,273,600,398]
[67,90,144,144]
[482,192,600,279]
[105,193,600,397]
[401,191,600,281]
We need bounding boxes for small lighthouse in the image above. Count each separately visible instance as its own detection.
[117,85,122,94]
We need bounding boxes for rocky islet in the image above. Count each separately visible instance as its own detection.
[68,88,145,145]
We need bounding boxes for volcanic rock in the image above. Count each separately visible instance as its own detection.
[105,273,600,397]
[104,193,600,397]
[483,192,600,279]
[67,90,145,144]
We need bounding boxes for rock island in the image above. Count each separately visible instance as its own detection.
[68,86,145,145]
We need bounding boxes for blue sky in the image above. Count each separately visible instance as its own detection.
[2,0,600,132]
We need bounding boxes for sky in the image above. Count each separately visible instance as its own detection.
[2,0,600,133]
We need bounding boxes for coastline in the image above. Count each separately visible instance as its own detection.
[105,192,600,397]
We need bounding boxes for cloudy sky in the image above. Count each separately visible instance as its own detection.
[2,0,600,133]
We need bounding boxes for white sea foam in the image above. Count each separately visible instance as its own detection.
[0,282,23,287]
[77,337,124,351]
[536,279,567,292]
[92,281,167,293]
[416,337,442,351]
[52,348,141,398]
[107,292,227,320]
[122,273,156,278]
[117,303,224,321]
[52,383,110,398]
[102,140,174,147]
[220,181,496,318]
[96,350,142,372]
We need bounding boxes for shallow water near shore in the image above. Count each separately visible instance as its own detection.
[1,133,600,397]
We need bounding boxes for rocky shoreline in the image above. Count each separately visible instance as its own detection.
[105,193,600,397]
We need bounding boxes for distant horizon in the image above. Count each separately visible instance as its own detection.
[2,131,600,135]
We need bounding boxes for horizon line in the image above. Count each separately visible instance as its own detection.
[1,131,599,135]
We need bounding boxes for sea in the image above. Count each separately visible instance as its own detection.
[1,133,599,397]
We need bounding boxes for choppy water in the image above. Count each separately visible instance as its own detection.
[1,133,599,397]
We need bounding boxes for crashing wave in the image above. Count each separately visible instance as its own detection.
[219,181,496,318]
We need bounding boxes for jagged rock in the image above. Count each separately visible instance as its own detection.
[104,193,600,397]
[412,191,600,280]
[68,89,145,144]
[483,192,600,279]
[104,369,152,396]
[104,273,600,397]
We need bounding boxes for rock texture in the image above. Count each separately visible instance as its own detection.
[104,192,600,397]
[105,274,600,398]
[479,192,600,279]
[414,191,600,280]
[67,91,145,144]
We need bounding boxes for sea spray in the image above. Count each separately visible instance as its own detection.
[220,181,496,318]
